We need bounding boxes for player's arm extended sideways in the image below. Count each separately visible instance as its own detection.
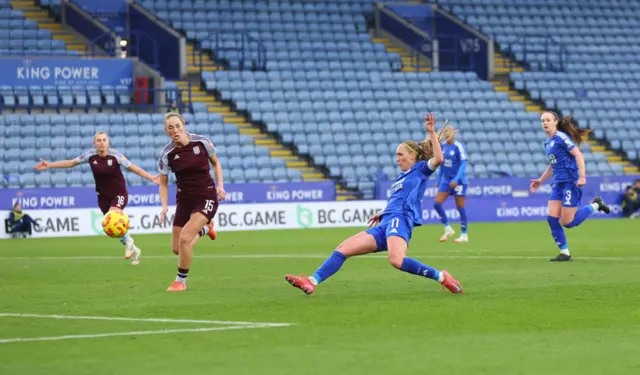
[47,159,80,168]
[127,163,158,183]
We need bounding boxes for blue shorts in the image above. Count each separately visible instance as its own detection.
[549,181,582,207]
[438,180,467,197]
[365,214,414,252]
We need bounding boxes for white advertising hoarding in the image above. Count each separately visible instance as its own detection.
[1,201,387,238]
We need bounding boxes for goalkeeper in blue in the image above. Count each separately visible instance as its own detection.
[433,124,469,243]
[530,111,611,262]
[285,113,463,295]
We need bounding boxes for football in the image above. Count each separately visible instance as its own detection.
[101,210,130,238]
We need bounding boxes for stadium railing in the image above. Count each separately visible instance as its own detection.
[0,86,190,114]
[495,34,569,72]
[194,31,267,72]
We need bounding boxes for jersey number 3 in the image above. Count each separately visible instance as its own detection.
[564,190,572,205]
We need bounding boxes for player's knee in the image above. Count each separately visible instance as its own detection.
[388,253,404,269]
[334,243,352,258]
[178,233,192,248]
[560,217,574,227]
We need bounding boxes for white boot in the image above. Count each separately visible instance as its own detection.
[439,226,455,242]
[124,237,135,259]
[453,234,468,243]
[131,246,141,265]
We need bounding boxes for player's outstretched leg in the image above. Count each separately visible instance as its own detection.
[285,251,346,295]
[285,231,376,295]
[387,237,462,293]
[563,196,610,229]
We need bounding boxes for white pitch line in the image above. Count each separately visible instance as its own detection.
[0,325,279,344]
[0,254,637,261]
[0,313,292,327]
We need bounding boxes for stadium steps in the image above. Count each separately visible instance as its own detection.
[177,78,360,199]
[490,78,543,113]
[372,37,431,72]
[584,137,639,175]
[174,80,219,108]
[186,44,220,73]
[12,0,90,55]
[493,52,525,74]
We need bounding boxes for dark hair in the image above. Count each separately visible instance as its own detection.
[402,140,433,161]
[545,111,586,145]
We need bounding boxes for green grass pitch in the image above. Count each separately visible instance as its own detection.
[1,220,639,375]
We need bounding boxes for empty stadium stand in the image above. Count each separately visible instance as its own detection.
[0,0,76,57]
[440,0,640,170]
[2,0,637,196]
[0,113,304,188]
[136,0,632,198]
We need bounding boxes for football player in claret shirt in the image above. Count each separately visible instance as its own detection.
[158,113,226,292]
[35,132,159,265]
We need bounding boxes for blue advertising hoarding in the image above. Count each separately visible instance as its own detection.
[0,58,133,86]
[377,175,639,222]
[0,182,337,210]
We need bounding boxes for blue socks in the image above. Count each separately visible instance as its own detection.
[433,202,449,226]
[564,204,596,228]
[311,251,347,284]
[458,207,468,234]
[400,257,441,281]
[547,216,568,252]
[119,232,131,245]
[310,252,443,286]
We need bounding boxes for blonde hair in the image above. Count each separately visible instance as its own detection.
[439,120,457,143]
[401,120,455,161]
[93,131,109,141]
[402,140,433,161]
[164,112,185,125]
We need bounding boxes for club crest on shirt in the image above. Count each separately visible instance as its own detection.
[107,159,113,166]
[193,146,200,155]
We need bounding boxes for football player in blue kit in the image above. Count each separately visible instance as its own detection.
[530,111,611,262]
[285,113,463,295]
[433,124,470,243]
